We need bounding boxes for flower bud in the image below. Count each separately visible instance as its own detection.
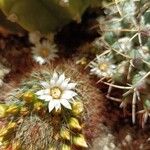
[22,91,35,103]
[76,57,87,66]
[0,136,4,142]
[0,128,8,137]
[73,134,88,148]
[34,102,44,111]
[0,122,17,139]
[72,101,83,116]
[7,122,17,130]
[12,141,21,150]
[48,146,57,150]
[69,117,82,130]
[0,104,8,118]
[20,107,29,116]
[61,144,71,150]
[6,105,19,114]
[60,128,70,140]
[0,141,9,149]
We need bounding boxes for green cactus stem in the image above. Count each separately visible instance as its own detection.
[0,0,97,33]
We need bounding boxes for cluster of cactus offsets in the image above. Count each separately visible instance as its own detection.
[0,61,105,150]
[0,0,103,33]
[89,0,150,127]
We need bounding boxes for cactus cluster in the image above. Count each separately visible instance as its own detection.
[0,61,105,150]
[89,0,150,127]
[0,0,103,33]
[0,0,150,149]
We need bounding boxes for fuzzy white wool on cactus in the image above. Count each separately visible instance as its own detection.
[36,72,77,112]
[90,56,116,78]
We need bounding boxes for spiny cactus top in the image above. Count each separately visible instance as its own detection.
[0,61,106,149]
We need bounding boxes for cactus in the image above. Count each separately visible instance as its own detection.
[1,0,150,149]
[89,0,150,127]
[0,10,25,35]
[0,60,105,149]
[0,0,103,33]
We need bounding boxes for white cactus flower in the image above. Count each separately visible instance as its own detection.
[32,40,58,65]
[90,56,116,78]
[36,72,77,112]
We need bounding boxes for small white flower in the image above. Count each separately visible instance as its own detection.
[32,40,58,65]
[90,56,116,78]
[36,72,77,112]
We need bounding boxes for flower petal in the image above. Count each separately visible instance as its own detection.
[61,78,70,89]
[40,81,49,88]
[60,99,72,109]
[36,89,48,95]
[48,101,55,112]
[67,83,77,89]
[33,56,46,65]
[61,90,77,99]
[56,73,65,85]
[51,72,58,81]
[50,79,56,86]
[38,95,52,101]
[54,101,61,111]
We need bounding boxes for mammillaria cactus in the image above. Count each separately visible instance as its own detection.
[0,60,106,149]
[90,0,150,127]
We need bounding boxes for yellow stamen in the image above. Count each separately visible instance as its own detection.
[50,87,62,99]
[39,48,49,57]
[99,63,109,71]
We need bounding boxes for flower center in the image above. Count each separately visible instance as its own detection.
[39,48,49,57]
[99,63,109,71]
[50,87,62,99]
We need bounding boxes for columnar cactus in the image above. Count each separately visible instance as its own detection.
[0,0,103,33]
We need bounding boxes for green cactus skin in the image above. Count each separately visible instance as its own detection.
[0,10,25,35]
[0,0,101,33]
